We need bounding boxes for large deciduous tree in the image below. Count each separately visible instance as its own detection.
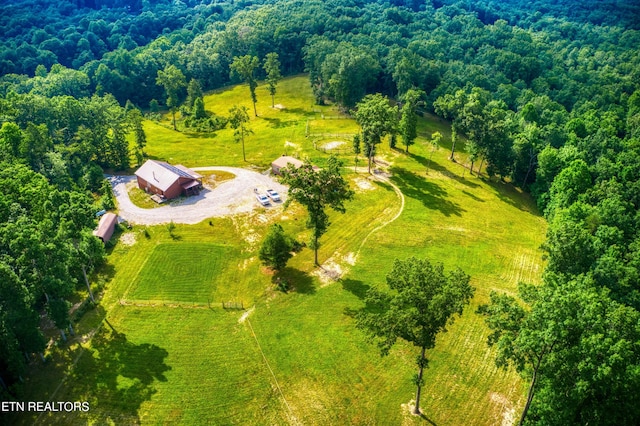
[259,224,294,272]
[230,55,260,117]
[185,78,203,109]
[399,88,424,153]
[433,89,466,161]
[479,278,640,425]
[322,43,380,109]
[127,108,147,166]
[357,257,474,415]
[354,94,398,173]
[282,156,354,265]
[263,52,282,108]
[228,105,251,162]
[156,65,187,130]
[0,163,103,380]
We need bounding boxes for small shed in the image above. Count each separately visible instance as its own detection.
[271,156,305,175]
[93,212,118,243]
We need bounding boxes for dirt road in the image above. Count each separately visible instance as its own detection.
[110,166,287,225]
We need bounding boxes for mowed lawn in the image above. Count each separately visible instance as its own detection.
[126,243,237,303]
[18,75,547,426]
[143,75,334,168]
[36,306,291,425]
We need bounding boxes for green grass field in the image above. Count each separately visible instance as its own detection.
[126,243,236,303]
[17,75,546,426]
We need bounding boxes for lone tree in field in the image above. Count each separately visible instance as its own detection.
[230,55,260,117]
[433,89,466,160]
[354,94,397,173]
[282,156,354,266]
[259,224,294,272]
[228,104,251,162]
[357,257,474,416]
[263,52,282,108]
[353,133,361,173]
[399,88,424,153]
[156,65,186,130]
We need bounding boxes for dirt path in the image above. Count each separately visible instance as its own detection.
[355,172,405,258]
[315,171,406,283]
[110,166,288,225]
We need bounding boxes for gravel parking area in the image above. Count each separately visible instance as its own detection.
[110,166,287,225]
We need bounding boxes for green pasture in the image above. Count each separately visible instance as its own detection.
[18,75,546,426]
[126,243,237,304]
[36,306,289,425]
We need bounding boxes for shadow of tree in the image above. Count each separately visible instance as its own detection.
[461,190,485,203]
[390,167,466,217]
[408,153,480,189]
[420,413,438,425]
[62,325,171,424]
[261,117,297,129]
[486,179,541,215]
[341,278,370,300]
[280,107,316,117]
[182,131,220,139]
[279,267,316,294]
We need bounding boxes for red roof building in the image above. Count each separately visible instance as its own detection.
[93,212,118,243]
[134,160,203,200]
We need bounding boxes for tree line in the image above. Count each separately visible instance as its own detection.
[0,0,230,75]
[2,0,640,422]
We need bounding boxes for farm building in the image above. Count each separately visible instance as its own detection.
[93,212,118,243]
[135,160,203,200]
[272,155,317,175]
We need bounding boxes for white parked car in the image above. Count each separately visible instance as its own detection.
[255,192,270,206]
[266,189,281,202]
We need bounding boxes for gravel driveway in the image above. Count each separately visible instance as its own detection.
[110,166,288,225]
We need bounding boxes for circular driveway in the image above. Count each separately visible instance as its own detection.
[110,166,288,225]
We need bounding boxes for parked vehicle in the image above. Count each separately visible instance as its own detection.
[255,192,270,206]
[266,189,281,202]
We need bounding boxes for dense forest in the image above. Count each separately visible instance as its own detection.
[2,0,640,423]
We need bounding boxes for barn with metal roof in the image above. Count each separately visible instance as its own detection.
[134,160,203,200]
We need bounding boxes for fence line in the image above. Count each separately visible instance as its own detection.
[118,298,245,310]
[308,133,355,139]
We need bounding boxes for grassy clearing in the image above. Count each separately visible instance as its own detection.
[127,184,162,209]
[198,169,236,187]
[126,243,237,303]
[18,75,547,426]
[144,75,354,168]
[35,306,289,425]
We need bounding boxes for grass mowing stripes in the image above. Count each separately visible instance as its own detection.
[127,243,237,303]
[35,306,289,425]
[18,75,548,426]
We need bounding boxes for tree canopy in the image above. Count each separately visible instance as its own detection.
[357,257,474,415]
[282,156,354,265]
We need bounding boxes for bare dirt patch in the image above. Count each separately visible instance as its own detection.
[313,255,351,286]
[200,170,236,189]
[344,252,357,266]
[238,307,255,323]
[354,177,375,192]
[400,400,423,424]
[435,225,468,233]
[119,232,137,246]
[273,104,286,110]
[321,141,345,150]
[240,257,255,270]
[490,392,516,426]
